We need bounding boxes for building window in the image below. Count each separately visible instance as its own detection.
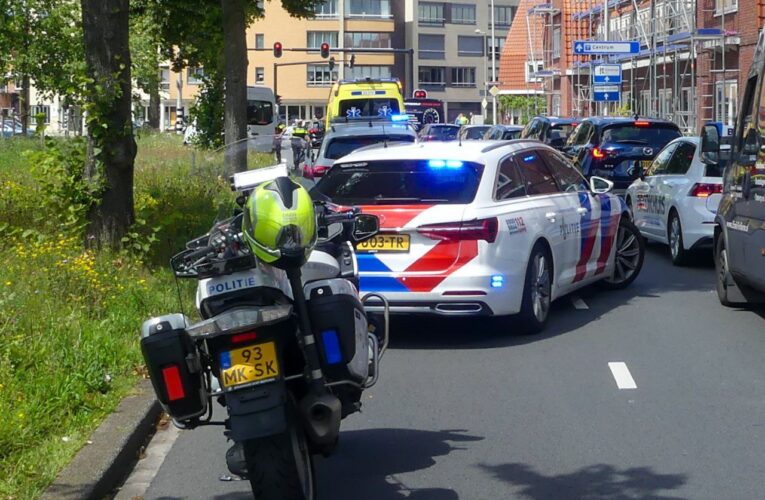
[451,4,476,24]
[30,105,50,125]
[255,67,265,83]
[458,36,484,57]
[715,81,738,126]
[488,36,505,60]
[493,6,514,27]
[419,34,445,60]
[419,66,446,87]
[715,0,738,14]
[551,94,561,116]
[347,0,391,18]
[255,33,264,49]
[525,61,543,83]
[307,31,339,49]
[314,0,338,17]
[450,67,476,87]
[187,67,205,84]
[307,64,338,86]
[418,2,444,25]
[344,32,391,48]
[346,66,392,79]
[552,27,561,59]
[159,67,170,90]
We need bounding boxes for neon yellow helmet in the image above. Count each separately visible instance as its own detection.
[242,177,317,269]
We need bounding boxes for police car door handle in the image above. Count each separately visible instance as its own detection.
[545,212,557,222]
[576,207,589,215]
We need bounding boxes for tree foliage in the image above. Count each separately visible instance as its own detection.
[0,0,85,100]
[498,95,547,125]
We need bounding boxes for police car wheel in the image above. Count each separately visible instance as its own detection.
[668,210,688,266]
[599,217,644,290]
[516,243,552,334]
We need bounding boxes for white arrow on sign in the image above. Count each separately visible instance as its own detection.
[575,43,583,52]
[604,76,610,82]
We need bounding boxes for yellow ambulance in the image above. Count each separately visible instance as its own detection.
[325,78,406,128]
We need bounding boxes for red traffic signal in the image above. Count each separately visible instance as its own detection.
[413,89,428,99]
[273,42,283,58]
[320,42,330,59]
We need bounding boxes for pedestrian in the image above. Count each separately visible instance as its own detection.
[273,124,285,164]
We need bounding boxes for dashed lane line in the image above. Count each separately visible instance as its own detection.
[608,362,637,390]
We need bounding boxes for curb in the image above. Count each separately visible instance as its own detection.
[41,379,161,500]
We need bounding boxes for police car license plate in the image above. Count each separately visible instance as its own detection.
[356,234,410,252]
[220,341,280,389]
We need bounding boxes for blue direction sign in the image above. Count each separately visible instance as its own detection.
[593,85,621,102]
[592,64,622,84]
[574,41,639,55]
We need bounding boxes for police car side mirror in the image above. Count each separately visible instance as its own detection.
[589,176,613,194]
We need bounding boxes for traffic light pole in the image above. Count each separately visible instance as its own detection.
[251,47,416,97]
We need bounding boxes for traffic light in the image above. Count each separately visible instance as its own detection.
[328,57,335,72]
[347,54,356,69]
[320,42,330,59]
[273,42,283,58]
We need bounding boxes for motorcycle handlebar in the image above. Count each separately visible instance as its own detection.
[184,244,216,262]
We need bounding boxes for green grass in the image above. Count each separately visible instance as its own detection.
[0,133,271,498]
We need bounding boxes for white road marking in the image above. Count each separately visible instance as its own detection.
[572,296,589,310]
[608,362,637,390]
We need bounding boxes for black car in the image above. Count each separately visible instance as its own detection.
[418,123,460,141]
[483,124,523,140]
[458,124,491,140]
[561,117,682,193]
[701,29,765,307]
[521,116,579,149]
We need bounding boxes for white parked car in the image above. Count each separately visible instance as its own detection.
[625,136,724,265]
[313,140,645,332]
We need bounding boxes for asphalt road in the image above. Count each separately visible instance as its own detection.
[128,243,765,500]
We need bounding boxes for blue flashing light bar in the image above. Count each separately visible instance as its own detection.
[428,159,464,169]
[391,114,410,122]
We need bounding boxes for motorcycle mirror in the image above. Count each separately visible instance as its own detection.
[236,194,247,207]
[352,214,380,242]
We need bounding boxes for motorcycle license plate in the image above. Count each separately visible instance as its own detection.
[219,341,280,389]
[356,234,410,253]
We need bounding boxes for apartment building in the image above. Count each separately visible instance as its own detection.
[399,0,519,121]
[247,0,400,122]
[499,0,765,132]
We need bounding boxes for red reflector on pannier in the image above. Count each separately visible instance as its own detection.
[162,364,185,401]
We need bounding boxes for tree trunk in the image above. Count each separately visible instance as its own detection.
[148,84,160,129]
[20,75,30,135]
[221,0,248,173]
[80,0,137,246]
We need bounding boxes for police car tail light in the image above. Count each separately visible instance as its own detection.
[312,165,331,177]
[161,364,186,402]
[231,331,258,344]
[592,148,605,159]
[689,183,723,198]
[417,218,498,243]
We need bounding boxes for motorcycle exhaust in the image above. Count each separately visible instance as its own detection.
[298,392,341,447]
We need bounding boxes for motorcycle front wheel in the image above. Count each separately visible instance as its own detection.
[243,407,315,500]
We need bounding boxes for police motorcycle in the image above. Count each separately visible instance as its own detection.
[139,137,389,500]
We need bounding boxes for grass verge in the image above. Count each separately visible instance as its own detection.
[0,134,271,498]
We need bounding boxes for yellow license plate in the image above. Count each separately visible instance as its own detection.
[356,234,410,252]
[220,341,280,389]
[640,160,653,170]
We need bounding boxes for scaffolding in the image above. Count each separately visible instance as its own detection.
[526,2,562,110]
[525,0,738,132]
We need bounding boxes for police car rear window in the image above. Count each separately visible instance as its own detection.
[315,160,484,205]
[601,124,681,147]
[324,135,415,160]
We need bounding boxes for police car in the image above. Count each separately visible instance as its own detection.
[313,140,645,332]
[625,136,724,265]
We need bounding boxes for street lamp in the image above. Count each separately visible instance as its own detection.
[475,28,489,118]
[490,0,497,125]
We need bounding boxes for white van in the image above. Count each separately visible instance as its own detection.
[247,86,277,137]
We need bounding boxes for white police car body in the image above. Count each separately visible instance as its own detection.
[313,140,645,332]
[625,136,724,265]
